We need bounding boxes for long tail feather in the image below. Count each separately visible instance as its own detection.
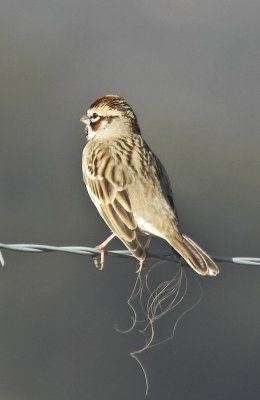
[170,234,219,276]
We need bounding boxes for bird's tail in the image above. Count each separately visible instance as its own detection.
[170,234,219,276]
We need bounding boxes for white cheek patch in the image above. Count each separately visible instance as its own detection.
[85,120,97,141]
[102,119,108,129]
[88,119,108,141]
[88,128,97,140]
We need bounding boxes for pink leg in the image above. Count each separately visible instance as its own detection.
[93,233,116,270]
[136,236,152,274]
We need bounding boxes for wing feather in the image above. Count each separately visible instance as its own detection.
[83,152,140,245]
[98,178,116,204]
[99,203,135,241]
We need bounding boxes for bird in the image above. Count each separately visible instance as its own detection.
[80,95,219,276]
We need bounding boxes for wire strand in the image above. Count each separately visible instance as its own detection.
[0,242,259,268]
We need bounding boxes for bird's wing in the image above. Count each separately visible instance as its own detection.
[83,148,145,260]
[153,153,179,222]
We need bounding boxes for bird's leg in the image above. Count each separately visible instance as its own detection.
[93,233,116,270]
[136,236,152,274]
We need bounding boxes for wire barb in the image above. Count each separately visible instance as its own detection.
[0,242,259,268]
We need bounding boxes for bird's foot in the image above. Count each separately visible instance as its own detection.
[92,233,116,270]
[92,248,105,270]
[136,257,146,275]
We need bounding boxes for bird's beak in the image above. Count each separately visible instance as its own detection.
[80,115,88,123]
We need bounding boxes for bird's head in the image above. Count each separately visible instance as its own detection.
[80,95,140,141]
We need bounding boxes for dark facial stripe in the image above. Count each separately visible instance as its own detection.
[91,116,106,132]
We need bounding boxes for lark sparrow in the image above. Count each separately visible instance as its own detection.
[81,95,219,276]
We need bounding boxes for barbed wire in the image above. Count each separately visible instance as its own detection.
[0,242,259,268]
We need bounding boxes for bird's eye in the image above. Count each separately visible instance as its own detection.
[91,113,99,120]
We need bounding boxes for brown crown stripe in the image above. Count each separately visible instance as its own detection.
[90,95,131,113]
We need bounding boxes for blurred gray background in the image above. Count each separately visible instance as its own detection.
[0,0,259,399]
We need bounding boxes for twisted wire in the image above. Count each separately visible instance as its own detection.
[0,242,259,267]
